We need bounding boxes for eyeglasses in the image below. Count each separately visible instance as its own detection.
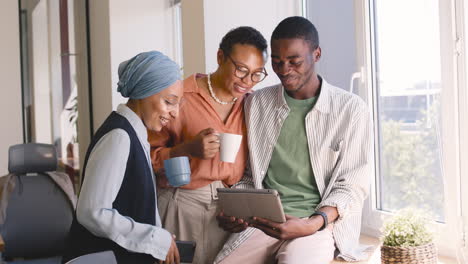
[163,96,185,111]
[226,54,268,83]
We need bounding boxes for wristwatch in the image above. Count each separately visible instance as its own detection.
[310,211,328,231]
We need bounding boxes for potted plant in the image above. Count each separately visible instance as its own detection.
[65,96,78,144]
[381,209,437,264]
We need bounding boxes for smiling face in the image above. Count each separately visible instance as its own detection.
[139,80,184,132]
[216,44,267,98]
[271,38,321,99]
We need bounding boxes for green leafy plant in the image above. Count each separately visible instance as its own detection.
[380,98,444,222]
[381,209,434,247]
[65,96,78,143]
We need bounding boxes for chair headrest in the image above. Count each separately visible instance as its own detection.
[8,143,58,174]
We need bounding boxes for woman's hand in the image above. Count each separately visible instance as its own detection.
[188,128,220,159]
[171,128,219,159]
[159,237,180,264]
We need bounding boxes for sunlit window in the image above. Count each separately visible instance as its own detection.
[371,0,444,221]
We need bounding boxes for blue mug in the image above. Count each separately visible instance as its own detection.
[163,156,191,187]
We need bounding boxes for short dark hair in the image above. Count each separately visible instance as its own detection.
[271,16,319,49]
[219,26,268,56]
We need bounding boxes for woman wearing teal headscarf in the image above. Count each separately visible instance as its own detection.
[63,51,183,264]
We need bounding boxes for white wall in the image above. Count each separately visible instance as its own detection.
[182,0,303,89]
[31,0,53,144]
[0,0,23,175]
[109,0,179,109]
[88,0,302,129]
[89,0,179,131]
[307,0,358,91]
[180,0,205,79]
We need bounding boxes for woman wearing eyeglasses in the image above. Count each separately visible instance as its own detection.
[149,26,268,264]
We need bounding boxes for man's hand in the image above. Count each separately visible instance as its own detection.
[216,211,249,233]
[159,237,180,264]
[171,128,220,159]
[249,214,322,240]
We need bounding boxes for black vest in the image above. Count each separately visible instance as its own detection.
[63,112,156,264]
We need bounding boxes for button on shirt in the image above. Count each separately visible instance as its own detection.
[76,104,172,260]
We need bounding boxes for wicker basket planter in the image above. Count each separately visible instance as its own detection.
[381,242,437,264]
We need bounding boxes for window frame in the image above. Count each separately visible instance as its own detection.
[455,0,468,260]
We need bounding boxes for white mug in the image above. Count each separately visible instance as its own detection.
[219,133,242,163]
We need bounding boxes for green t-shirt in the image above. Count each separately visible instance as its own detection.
[263,91,321,218]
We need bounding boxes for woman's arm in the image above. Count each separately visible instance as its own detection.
[76,129,172,261]
[150,126,220,172]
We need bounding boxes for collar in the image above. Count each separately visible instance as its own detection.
[275,75,331,114]
[116,104,149,145]
[183,73,206,94]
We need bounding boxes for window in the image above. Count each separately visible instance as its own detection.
[371,0,445,222]
[19,0,83,190]
[306,0,467,259]
[352,0,466,258]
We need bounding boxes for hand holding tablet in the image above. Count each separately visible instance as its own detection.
[216,188,286,223]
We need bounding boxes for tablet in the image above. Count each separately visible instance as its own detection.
[217,188,286,223]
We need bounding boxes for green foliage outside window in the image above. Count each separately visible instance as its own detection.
[380,99,444,221]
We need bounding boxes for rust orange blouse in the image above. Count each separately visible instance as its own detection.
[149,74,248,189]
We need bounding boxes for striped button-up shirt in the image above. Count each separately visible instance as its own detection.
[215,78,371,262]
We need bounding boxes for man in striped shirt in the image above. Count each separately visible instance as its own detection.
[216,16,371,264]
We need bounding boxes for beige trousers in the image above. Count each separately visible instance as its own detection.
[157,181,229,264]
[220,225,335,264]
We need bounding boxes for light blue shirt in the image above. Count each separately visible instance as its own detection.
[76,104,172,260]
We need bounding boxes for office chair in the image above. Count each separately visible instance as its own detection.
[0,143,75,264]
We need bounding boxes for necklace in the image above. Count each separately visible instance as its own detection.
[207,73,237,105]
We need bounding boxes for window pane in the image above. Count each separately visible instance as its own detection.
[373,0,444,221]
[20,0,80,190]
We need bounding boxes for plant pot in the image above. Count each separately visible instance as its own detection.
[381,242,437,264]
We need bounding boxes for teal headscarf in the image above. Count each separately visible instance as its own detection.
[117,51,180,99]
